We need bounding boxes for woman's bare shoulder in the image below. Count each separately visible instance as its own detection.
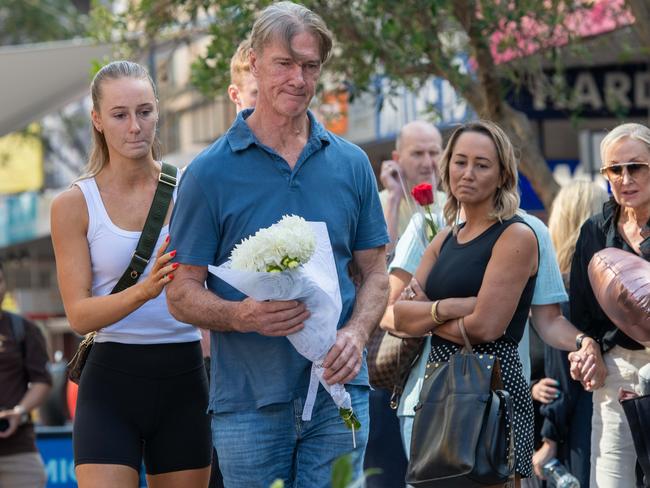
[495,221,538,268]
[51,185,88,229]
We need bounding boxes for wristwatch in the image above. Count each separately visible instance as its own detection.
[12,405,26,416]
[575,333,589,351]
[12,405,28,424]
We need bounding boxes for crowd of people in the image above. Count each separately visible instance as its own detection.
[0,1,648,487]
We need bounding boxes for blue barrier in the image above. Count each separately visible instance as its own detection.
[36,425,146,487]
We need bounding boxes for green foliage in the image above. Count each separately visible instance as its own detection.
[331,454,354,488]
[103,0,616,108]
[269,454,380,488]
[100,0,642,208]
[0,0,88,46]
[339,408,361,431]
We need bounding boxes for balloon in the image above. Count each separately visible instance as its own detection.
[588,248,650,343]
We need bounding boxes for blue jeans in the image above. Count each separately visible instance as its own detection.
[212,385,370,488]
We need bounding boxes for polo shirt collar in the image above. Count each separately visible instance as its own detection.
[226,108,331,153]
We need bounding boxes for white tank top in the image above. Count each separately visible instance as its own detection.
[75,176,200,344]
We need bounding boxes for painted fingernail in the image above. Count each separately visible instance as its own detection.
[169,274,174,280]
[170,250,177,257]
[172,263,179,270]
[165,235,170,243]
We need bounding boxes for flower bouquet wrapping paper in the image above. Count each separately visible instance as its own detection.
[209,216,361,441]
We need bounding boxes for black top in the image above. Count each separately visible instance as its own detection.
[425,216,537,346]
[570,198,646,352]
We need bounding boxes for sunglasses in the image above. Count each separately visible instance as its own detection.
[600,161,650,181]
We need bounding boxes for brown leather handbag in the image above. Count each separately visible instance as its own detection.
[366,327,424,407]
[406,318,515,487]
[67,332,96,384]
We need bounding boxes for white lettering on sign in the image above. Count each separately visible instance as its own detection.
[635,72,650,108]
[572,73,603,110]
[532,70,650,112]
[44,458,76,484]
[604,71,631,109]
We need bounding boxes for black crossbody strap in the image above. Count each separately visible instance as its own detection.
[111,162,178,294]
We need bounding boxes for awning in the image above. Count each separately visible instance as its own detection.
[0,38,112,137]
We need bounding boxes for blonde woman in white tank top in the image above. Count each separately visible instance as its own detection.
[51,61,211,488]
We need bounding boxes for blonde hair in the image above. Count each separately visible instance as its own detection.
[79,60,160,180]
[230,38,252,88]
[600,122,650,167]
[548,180,609,274]
[439,120,520,228]
[250,1,333,64]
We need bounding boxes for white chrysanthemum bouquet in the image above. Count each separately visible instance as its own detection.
[209,215,361,443]
[230,215,316,273]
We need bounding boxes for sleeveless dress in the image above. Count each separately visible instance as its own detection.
[425,216,537,477]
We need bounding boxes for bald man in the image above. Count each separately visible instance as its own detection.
[379,121,443,249]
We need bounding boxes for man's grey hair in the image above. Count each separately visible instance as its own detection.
[250,1,333,64]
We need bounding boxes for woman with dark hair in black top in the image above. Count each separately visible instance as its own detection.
[395,120,539,486]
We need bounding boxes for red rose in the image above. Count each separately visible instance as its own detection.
[411,183,434,206]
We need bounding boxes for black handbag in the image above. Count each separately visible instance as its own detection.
[621,394,650,487]
[406,318,516,487]
[67,163,178,384]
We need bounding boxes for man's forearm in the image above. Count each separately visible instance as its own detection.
[345,269,389,343]
[167,279,240,331]
[19,382,51,412]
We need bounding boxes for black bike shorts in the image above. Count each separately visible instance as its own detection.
[73,341,211,475]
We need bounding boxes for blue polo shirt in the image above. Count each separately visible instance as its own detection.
[169,109,388,413]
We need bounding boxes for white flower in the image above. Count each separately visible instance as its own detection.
[230,215,316,272]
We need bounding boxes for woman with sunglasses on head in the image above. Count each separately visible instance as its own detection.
[50,61,211,488]
[569,122,650,488]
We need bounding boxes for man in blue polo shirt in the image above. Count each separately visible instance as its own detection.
[166,3,389,487]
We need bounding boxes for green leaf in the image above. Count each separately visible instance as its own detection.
[331,454,354,488]
[339,408,361,430]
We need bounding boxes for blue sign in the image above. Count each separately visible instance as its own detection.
[37,427,76,488]
[518,159,581,211]
[36,426,147,487]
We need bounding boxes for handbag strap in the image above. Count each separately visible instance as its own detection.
[111,162,178,294]
[457,317,473,354]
